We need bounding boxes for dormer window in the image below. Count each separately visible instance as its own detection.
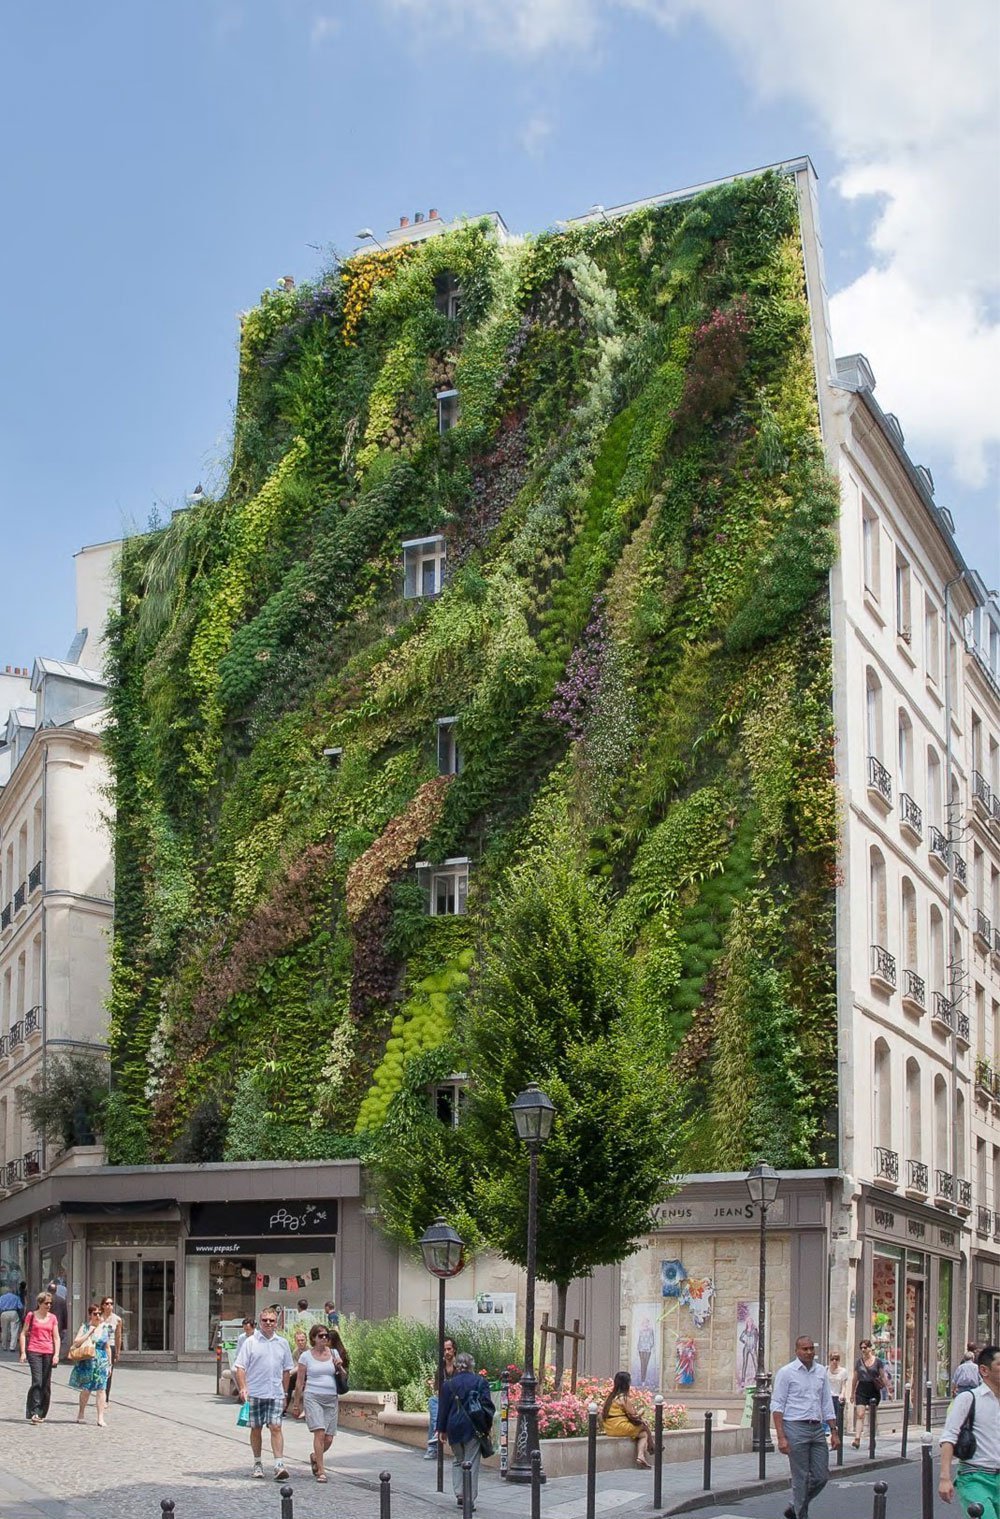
[436,717,462,775]
[437,390,459,434]
[403,536,446,599]
[416,857,470,916]
[434,271,462,320]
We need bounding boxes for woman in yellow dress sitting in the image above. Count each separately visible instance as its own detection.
[601,1371,655,1468]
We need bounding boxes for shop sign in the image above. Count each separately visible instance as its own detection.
[866,1202,961,1253]
[650,1197,788,1230]
[189,1200,338,1239]
[185,1236,336,1256]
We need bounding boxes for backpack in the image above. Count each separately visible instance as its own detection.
[462,1384,493,1436]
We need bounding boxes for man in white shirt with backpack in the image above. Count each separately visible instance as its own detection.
[940,1344,1000,1518]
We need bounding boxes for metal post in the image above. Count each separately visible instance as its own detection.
[920,1432,933,1519]
[872,1479,888,1519]
[279,1485,293,1519]
[702,1408,712,1492]
[969,1505,986,1517]
[461,1461,474,1519]
[379,1470,391,1519]
[530,1449,542,1519]
[753,1197,772,1467]
[652,1395,664,1507]
[901,1383,910,1458]
[215,1321,222,1396]
[758,1391,768,1480]
[160,1504,174,1519]
[509,1141,545,1483]
[836,1397,845,1467]
[436,1276,446,1494]
[868,1393,877,1460]
[586,1402,598,1519]
[925,1381,932,1431]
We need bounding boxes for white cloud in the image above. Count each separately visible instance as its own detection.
[383,0,600,54]
[310,14,340,46]
[519,111,555,158]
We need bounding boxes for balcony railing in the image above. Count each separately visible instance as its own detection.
[868,755,893,806]
[993,794,1000,829]
[900,792,923,837]
[979,1206,993,1235]
[957,1009,971,1046]
[28,861,42,894]
[957,1178,973,1211]
[994,928,1000,959]
[976,1058,994,1098]
[8,1020,23,1050]
[906,1159,929,1195]
[936,1169,955,1203]
[902,968,926,1009]
[0,902,10,930]
[975,910,993,947]
[933,992,955,1032]
[22,1149,41,1179]
[874,1146,899,1185]
[871,944,897,988]
[973,770,993,812]
[13,882,26,912]
[929,826,950,867]
[0,1033,8,1060]
[3,1158,23,1188]
[953,850,968,888]
[24,1005,40,1036]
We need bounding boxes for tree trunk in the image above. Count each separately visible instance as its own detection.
[553,1280,569,1391]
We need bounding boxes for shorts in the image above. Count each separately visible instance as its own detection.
[855,1383,880,1406]
[247,1397,283,1429]
[304,1392,339,1436]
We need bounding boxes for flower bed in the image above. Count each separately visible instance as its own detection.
[506,1373,688,1439]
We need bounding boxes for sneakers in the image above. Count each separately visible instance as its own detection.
[784,1507,797,1519]
[252,1463,265,1480]
[424,1445,439,1460]
[274,1464,289,1481]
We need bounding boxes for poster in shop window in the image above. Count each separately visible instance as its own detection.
[735,1300,768,1392]
[630,1303,661,1390]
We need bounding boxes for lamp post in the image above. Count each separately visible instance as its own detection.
[745,1161,780,1464]
[419,1218,465,1495]
[507,1083,556,1485]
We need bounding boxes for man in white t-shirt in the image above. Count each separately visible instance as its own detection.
[234,1309,294,1480]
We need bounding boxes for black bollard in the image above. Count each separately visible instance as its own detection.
[461,1460,474,1519]
[652,1396,664,1508]
[757,1395,768,1481]
[215,1322,222,1396]
[836,1398,845,1467]
[969,1506,985,1517]
[379,1470,391,1519]
[868,1394,877,1460]
[901,1383,910,1458]
[872,1479,888,1519]
[586,1402,598,1519]
[702,1409,712,1493]
[531,1449,542,1519]
[925,1381,932,1432]
[279,1485,293,1519]
[160,1504,175,1519]
[920,1435,933,1519]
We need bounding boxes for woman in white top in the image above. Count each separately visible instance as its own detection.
[99,1297,123,1403]
[827,1351,849,1425]
[291,1322,347,1481]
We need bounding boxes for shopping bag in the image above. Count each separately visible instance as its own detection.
[237,1400,251,1427]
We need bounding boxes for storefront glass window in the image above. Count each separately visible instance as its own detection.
[937,1260,953,1397]
[872,1245,902,1396]
[0,1231,27,1292]
[976,1289,992,1354]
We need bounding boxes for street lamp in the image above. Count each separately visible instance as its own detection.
[419,1218,465,1494]
[507,1083,556,1485]
[745,1160,780,1472]
[355,227,386,251]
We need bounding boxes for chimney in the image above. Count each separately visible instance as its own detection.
[399,215,410,228]
[429,208,440,220]
[414,211,425,224]
[4,665,10,673]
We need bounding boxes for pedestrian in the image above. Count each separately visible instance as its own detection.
[291,1321,348,1482]
[233,1306,293,1481]
[601,1371,656,1467]
[99,1296,123,1402]
[285,1328,309,1415]
[68,1303,111,1426]
[953,1346,982,1397]
[0,1284,23,1351]
[324,1299,340,1327]
[19,1290,61,1423]
[849,1337,889,1447]
[426,1336,458,1460]
[48,1282,68,1340]
[826,1351,849,1429]
[771,1334,840,1519]
[437,1350,496,1511]
[940,1343,1000,1517]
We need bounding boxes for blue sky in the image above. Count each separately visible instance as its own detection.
[1,0,997,666]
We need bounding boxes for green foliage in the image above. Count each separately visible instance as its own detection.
[18,1053,110,1152]
[340,1314,520,1395]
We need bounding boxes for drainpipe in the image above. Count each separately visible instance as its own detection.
[40,738,49,1176]
[943,574,965,1214]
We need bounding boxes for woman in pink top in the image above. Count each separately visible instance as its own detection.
[19,1290,62,1423]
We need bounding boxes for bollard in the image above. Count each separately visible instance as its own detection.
[379,1470,391,1519]
[969,1506,985,1517]
[868,1394,877,1460]
[215,1324,222,1396]
[920,1432,933,1519]
[757,1394,768,1481]
[901,1383,910,1458]
[653,1395,664,1508]
[461,1460,474,1519]
[531,1449,542,1519]
[702,1408,712,1493]
[925,1380,932,1432]
[586,1402,598,1519]
[160,1504,175,1519]
[872,1479,888,1519]
[279,1485,293,1519]
[836,1397,845,1467]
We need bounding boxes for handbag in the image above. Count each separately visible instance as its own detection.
[478,1432,495,1459]
[954,1391,977,1461]
[334,1365,349,1395]
[68,1340,96,1362]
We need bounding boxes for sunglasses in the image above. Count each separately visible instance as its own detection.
[314,1331,329,1339]
[260,1318,277,1325]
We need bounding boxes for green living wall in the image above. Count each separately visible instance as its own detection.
[105,170,840,1178]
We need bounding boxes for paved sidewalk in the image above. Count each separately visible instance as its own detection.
[0,1356,932,1519]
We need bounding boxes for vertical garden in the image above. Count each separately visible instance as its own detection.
[104,171,840,1219]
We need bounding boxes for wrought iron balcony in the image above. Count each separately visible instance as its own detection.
[978,1206,993,1235]
[874,1147,899,1185]
[3,1158,23,1188]
[8,1020,23,1050]
[0,1033,8,1060]
[975,910,992,948]
[900,792,923,838]
[867,755,893,806]
[13,882,26,912]
[0,902,10,931]
[953,849,968,888]
[22,1149,41,1178]
[993,794,1000,830]
[871,944,897,988]
[935,1169,955,1203]
[957,1178,973,1212]
[24,1005,40,1036]
[929,826,951,868]
[976,1059,994,1098]
[932,992,955,1032]
[902,968,926,1009]
[957,1009,971,1047]
[906,1159,929,1195]
[28,861,42,894]
[973,770,993,814]
[994,928,1000,959]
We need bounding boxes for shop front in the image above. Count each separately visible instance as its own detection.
[87,1220,180,1353]
[0,1227,27,1292]
[858,1189,964,1400]
[973,1252,1000,1348]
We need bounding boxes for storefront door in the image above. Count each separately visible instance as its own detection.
[904,1276,925,1399]
[92,1254,175,1352]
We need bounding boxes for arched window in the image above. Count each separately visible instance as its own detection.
[934,1075,949,1179]
[870,848,888,944]
[898,709,913,794]
[905,1058,922,1165]
[901,878,918,969]
[930,906,945,992]
[956,1089,967,1178]
[874,1038,893,1151]
[866,668,884,759]
[927,747,942,828]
